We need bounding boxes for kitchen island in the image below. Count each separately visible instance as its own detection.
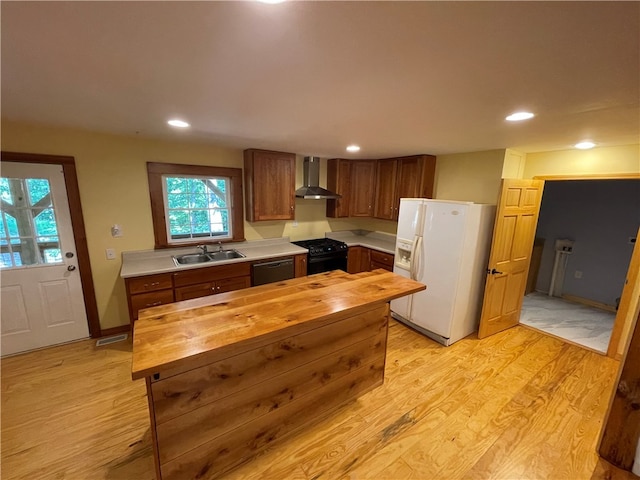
[132,269,425,480]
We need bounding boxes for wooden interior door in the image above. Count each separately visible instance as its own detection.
[477,179,545,339]
[607,225,640,358]
[599,306,640,471]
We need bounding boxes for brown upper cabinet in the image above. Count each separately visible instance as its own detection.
[374,155,436,221]
[325,159,351,218]
[326,159,377,218]
[350,160,377,217]
[327,155,435,220]
[244,149,296,222]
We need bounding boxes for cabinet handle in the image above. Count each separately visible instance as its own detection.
[145,301,162,307]
[144,281,161,288]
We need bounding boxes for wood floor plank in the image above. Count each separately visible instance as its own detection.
[395,333,567,480]
[1,322,632,480]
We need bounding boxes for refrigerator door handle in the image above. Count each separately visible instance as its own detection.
[409,235,419,280]
[413,235,424,281]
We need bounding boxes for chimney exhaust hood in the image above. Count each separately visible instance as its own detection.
[295,157,341,199]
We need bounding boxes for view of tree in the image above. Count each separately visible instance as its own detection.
[165,176,230,241]
[0,177,61,268]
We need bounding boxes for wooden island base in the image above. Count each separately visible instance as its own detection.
[132,270,425,479]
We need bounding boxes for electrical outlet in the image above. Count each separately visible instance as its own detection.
[106,248,116,260]
[574,270,582,279]
[292,220,298,227]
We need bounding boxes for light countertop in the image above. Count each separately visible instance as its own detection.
[325,230,396,254]
[120,231,397,279]
[120,238,307,278]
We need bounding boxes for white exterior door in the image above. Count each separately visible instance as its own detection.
[1,162,89,355]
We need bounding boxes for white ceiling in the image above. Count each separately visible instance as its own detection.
[2,1,639,158]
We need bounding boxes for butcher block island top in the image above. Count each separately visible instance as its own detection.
[132,269,425,480]
[131,269,424,380]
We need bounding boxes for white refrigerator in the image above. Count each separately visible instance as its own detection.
[391,199,496,346]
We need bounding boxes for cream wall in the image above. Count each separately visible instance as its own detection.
[433,149,505,204]
[0,121,394,330]
[523,144,640,178]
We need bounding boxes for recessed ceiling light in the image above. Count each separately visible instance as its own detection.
[257,0,286,4]
[346,145,360,152]
[167,119,190,128]
[575,141,596,150]
[505,112,535,122]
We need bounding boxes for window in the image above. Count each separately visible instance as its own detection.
[147,162,245,248]
[0,176,63,268]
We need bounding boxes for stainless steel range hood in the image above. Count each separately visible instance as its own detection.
[295,157,341,199]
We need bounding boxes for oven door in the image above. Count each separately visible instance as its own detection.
[307,254,348,275]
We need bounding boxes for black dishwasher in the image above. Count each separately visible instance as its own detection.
[252,258,295,286]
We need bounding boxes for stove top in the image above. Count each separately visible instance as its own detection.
[292,238,348,256]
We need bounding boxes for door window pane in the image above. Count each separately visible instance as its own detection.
[0,177,62,268]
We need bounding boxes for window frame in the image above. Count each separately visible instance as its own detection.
[147,162,245,248]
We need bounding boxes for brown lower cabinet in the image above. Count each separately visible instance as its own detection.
[370,249,394,272]
[126,256,306,323]
[347,246,394,274]
[125,273,175,322]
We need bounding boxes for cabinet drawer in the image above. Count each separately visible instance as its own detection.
[131,289,175,319]
[173,263,251,288]
[370,250,394,269]
[127,273,173,294]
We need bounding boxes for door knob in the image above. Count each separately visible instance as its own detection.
[67,265,76,271]
[486,268,503,275]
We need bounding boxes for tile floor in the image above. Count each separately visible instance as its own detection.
[520,292,615,353]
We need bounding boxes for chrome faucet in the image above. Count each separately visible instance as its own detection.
[197,244,208,254]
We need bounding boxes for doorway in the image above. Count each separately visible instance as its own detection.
[0,152,100,355]
[521,179,639,354]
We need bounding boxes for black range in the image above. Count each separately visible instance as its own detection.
[292,238,348,275]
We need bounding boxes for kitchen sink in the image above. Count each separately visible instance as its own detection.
[207,249,245,260]
[172,249,245,266]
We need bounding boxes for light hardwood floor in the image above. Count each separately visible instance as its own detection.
[1,320,636,480]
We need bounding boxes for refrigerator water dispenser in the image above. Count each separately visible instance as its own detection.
[395,239,413,270]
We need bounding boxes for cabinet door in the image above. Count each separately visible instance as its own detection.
[349,160,376,217]
[244,149,296,222]
[294,254,308,277]
[326,159,351,218]
[347,246,363,274]
[374,159,398,220]
[360,248,371,272]
[397,155,436,199]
